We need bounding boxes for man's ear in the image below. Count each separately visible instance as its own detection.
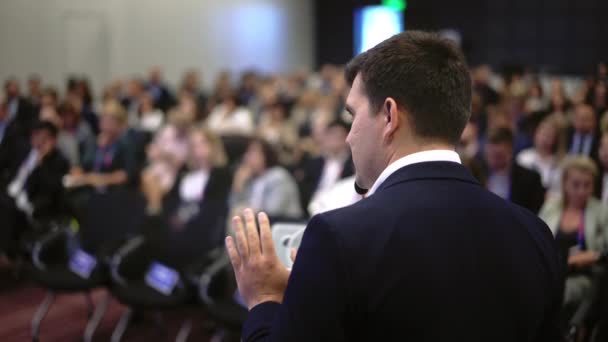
[382,98,400,141]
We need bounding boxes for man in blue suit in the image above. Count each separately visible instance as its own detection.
[226,31,564,341]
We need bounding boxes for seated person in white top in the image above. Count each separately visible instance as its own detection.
[230,138,302,220]
[517,114,566,197]
[206,92,254,137]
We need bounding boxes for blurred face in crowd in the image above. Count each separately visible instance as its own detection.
[564,168,594,208]
[183,71,199,91]
[485,141,513,172]
[28,77,41,95]
[345,74,388,189]
[573,105,596,134]
[149,67,162,84]
[534,121,558,154]
[5,80,20,98]
[323,124,349,157]
[41,92,57,109]
[599,134,608,169]
[188,130,212,170]
[100,111,124,138]
[127,79,143,97]
[140,93,155,112]
[39,106,63,128]
[30,128,56,153]
[243,142,266,174]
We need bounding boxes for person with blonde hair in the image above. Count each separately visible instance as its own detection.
[66,100,132,189]
[539,156,608,306]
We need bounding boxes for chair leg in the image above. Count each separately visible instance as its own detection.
[83,293,111,342]
[31,291,55,342]
[175,319,192,342]
[153,311,169,338]
[110,308,133,342]
[84,291,95,318]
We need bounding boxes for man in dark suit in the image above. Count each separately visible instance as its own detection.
[225,31,563,341]
[298,119,354,213]
[3,78,35,141]
[146,66,175,112]
[0,121,70,254]
[567,103,600,166]
[484,127,546,213]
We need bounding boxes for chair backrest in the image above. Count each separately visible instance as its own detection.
[78,187,146,254]
[271,223,307,268]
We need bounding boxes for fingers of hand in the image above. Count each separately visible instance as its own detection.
[232,215,249,259]
[258,212,275,255]
[244,208,261,258]
[225,236,241,269]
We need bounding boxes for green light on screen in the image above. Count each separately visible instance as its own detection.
[382,0,407,11]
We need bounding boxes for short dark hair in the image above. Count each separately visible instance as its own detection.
[33,120,59,138]
[345,31,472,144]
[487,127,514,146]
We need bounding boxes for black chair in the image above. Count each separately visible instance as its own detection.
[27,187,146,342]
[566,265,607,342]
[198,251,247,339]
[107,213,226,342]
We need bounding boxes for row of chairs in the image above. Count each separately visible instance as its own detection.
[22,187,248,342]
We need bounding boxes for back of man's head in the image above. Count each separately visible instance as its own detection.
[345,31,472,145]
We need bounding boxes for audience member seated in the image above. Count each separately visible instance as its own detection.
[180,69,208,119]
[145,109,193,192]
[298,119,353,212]
[230,138,302,220]
[26,74,43,114]
[567,104,600,164]
[39,105,79,167]
[65,100,131,191]
[121,78,146,127]
[141,126,231,263]
[597,132,608,204]
[307,175,363,216]
[539,156,608,308]
[146,66,176,112]
[207,92,255,137]
[457,120,483,161]
[0,121,69,254]
[516,114,566,197]
[137,92,165,134]
[3,78,34,140]
[483,127,545,213]
[256,102,298,165]
[57,100,95,164]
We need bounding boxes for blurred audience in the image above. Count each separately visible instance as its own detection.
[516,114,566,197]
[483,127,545,213]
[206,92,254,136]
[66,100,130,190]
[230,138,302,219]
[0,121,69,254]
[539,156,608,307]
[297,119,353,212]
[146,66,176,112]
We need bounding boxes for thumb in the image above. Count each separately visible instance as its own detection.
[290,248,298,263]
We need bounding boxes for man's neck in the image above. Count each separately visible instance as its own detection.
[387,142,455,166]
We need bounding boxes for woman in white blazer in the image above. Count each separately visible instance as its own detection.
[539,156,608,306]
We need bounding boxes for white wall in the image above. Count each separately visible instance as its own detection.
[0,0,314,96]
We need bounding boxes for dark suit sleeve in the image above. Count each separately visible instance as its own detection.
[242,214,348,342]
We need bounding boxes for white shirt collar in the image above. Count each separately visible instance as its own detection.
[367,150,461,196]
